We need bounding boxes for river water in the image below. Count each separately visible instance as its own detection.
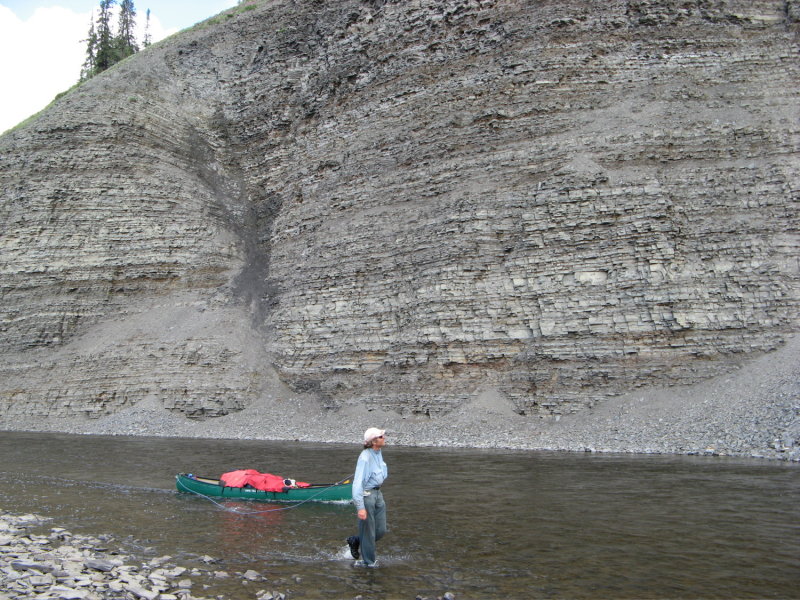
[0,432,797,599]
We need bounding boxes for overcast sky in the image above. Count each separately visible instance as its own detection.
[0,0,238,134]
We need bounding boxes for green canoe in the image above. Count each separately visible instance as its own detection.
[175,473,352,503]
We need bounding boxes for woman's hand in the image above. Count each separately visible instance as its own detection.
[357,509,367,520]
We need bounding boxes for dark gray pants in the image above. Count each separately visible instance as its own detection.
[358,489,387,565]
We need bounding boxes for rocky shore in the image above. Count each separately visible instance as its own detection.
[0,510,291,600]
[1,335,797,463]
[0,510,459,600]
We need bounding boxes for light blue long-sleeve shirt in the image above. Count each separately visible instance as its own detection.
[352,448,388,510]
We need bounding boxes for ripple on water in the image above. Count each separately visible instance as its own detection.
[0,433,798,600]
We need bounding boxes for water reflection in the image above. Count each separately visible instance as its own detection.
[212,502,287,556]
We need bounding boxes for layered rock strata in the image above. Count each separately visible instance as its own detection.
[0,0,798,422]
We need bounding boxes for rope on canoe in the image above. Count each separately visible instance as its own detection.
[175,475,354,515]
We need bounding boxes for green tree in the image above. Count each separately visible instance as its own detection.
[79,12,97,81]
[80,1,151,81]
[94,0,116,73]
[143,8,152,48]
[116,0,138,60]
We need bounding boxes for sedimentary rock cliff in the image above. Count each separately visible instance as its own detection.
[1,0,798,423]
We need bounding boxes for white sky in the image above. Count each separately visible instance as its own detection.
[0,0,237,134]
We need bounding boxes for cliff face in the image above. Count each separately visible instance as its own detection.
[0,0,798,422]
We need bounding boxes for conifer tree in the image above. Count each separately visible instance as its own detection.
[80,12,97,81]
[80,0,152,82]
[116,0,138,60]
[94,0,116,73]
[143,8,152,48]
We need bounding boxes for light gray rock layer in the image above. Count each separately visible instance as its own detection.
[0,1,797,450]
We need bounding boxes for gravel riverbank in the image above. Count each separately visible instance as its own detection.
[0,510,289,600]
[2,336,798,462]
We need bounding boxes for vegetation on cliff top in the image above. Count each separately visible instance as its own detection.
[80,0,151,82]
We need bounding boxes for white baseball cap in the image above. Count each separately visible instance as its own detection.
[363,427,385,443]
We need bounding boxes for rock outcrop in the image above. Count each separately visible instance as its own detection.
[0,0,798,424]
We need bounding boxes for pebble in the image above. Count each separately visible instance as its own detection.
[0,511,233,600]
[84,558,117,572]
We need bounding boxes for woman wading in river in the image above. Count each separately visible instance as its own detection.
[347,427,388,567]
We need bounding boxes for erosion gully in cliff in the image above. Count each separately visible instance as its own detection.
[0,0,797,451]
